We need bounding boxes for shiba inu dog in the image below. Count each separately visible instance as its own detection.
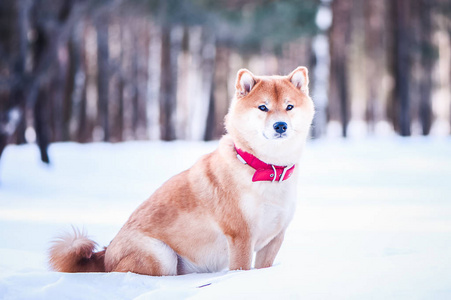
[49,67,314,275]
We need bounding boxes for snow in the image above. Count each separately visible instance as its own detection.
[1,137,451,299]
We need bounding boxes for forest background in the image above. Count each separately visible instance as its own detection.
[1,0,450,164]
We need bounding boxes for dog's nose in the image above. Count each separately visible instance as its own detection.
[273,122,288,134]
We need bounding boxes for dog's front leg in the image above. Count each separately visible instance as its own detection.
[227,235,253,271]
[254,230,285,269]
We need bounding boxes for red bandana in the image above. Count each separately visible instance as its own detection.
[235,147,295,182]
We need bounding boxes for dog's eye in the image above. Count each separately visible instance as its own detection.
[286,105,294,111]
[258,105,269,112]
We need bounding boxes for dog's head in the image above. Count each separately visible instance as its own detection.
[225,67,314,164]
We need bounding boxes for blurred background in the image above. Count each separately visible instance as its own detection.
[0,0,450,164]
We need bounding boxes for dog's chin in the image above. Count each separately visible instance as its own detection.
[262,132,289,140]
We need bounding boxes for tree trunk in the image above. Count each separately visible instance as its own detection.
[159,25,181,141]
[0,0,29,161]
[392,0,412,136]
[208,46,230,140]
[329,0,352,137]
[311,32,330,139]
[78,80,89,143]
[62,34,77,141]
[185,27,216,141]
[34,85,50,163]
[132,30,140,138]
[77,22,93,143]
[96,15,110,141]
[200,30,216,141]
[70,21,86,142]
[419,0,433,135]
[146,22,161,140]
[30,4,53,162]
[364,0,386,133]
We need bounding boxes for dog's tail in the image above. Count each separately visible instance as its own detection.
[49,227,106,273]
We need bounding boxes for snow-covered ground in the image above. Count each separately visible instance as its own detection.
[0,137,450,299]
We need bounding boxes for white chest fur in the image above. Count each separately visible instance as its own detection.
[240,180,297,252]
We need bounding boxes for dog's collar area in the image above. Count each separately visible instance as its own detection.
[235,147,295,182]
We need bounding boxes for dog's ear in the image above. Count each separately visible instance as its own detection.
[288,67,309,95]
[235,69,256,97]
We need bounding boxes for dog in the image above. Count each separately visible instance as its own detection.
[49,67,315,275]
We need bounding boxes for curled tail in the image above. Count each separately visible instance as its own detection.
[49,227,106,273]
